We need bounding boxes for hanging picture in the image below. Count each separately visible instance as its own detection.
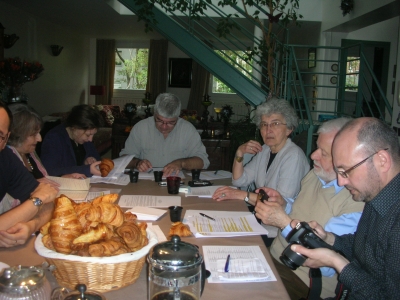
[308,48,316,68]
[169,58,193,88]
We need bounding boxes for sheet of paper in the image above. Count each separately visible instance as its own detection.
[188,170,232,180]
[126,207,167,220]
[186,186,237,198]
[183,210,269,238]
[203,245,277,283]
[90,173,130,185]
[119,195,181,208]
[147,223,167,242]
[137,167,186,180]
[57,190,89,201]
[46,176,90,190]
[91,155,134,179]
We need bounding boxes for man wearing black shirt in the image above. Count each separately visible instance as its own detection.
[291,117,400,299]
[0,101,58,247]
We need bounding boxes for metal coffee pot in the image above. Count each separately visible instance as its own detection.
[0,265,52,300]
[51,284,106,300]
[148,235,207,300]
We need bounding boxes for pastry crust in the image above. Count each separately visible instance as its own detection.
[99,158,114,177]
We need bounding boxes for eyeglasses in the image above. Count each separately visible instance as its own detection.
[259,121,287,130]
[334,148,388,178]
[154,116,177,126]
[0,133,8,143]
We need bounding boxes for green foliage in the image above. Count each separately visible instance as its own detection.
[115,48,148,90]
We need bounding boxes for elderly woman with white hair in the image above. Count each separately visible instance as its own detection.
[212,98,309,206]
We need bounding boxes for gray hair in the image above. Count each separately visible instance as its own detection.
[317,117,352,134]
[154,93,181,118]
[254,98,298,130]
[8,103,43,147]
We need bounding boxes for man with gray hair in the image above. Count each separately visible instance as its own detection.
[254,117,365,299]
[121,93,209,176]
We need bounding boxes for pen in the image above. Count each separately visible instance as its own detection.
[147,168,153,173]
[199,213,216,221]
[214,170,219,175]
[224,254,230,272]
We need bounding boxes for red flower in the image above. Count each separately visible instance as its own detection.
[0,57,44,90]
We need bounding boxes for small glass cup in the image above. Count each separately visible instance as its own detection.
[129,170,139,183]
[191,169,201,181]
[168,205,183,222]
[153,171,163,182]
[167,176,181,194]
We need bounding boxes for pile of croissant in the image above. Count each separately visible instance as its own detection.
[40,194,148,257]
[99,158,114,177]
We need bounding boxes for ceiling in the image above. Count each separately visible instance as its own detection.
[1,0,321,44]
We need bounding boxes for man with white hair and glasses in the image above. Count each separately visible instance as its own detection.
[121,93,209,176]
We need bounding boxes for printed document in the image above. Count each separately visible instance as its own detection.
[183,210,269,237]
[46,176,90,201]
[119,195,181,208]
[137,167,186,180]
[186,186,237,198]
[203,245,276,283]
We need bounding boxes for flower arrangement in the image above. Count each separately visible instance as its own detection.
[180,109,199,125]
[0,57,44,91]
[220,104,234,124]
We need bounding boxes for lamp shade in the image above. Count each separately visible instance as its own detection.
[90,85,106,96]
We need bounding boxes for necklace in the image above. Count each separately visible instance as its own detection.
[25,154,34,171]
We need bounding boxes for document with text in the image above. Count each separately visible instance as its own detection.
[118,195,181,208]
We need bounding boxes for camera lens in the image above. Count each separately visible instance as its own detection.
[279,243,307,270]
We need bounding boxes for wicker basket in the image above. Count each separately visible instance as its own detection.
[34,229,158,292]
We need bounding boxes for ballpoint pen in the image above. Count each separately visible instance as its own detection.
[214,170,219,175]
[199,213,215,221]
[147,168,153,173]
[224,254,231,272]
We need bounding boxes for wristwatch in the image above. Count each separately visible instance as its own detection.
[235,155,244,163]
[30,197,43,210]
[244,191,250,203]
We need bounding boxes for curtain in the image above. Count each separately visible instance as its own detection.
[96,39,115,105]
[187,60,210,113]
[146,39,168,102]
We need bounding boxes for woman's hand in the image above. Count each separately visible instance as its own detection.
[61,173,87,179]
[90,161,102,176]
[236,140,263,157]
[0,222,34,248]
[84,156,97,165]
[212,186,246,201]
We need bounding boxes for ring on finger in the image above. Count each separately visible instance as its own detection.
[221,193,226,197]
[250,147,253,150]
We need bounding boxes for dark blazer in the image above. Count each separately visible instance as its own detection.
[40,124,100,177]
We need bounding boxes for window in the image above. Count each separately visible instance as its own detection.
[114,48,149,90]
[212,50,253,94]
[345,57,360,91]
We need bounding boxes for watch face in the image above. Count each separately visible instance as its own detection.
[32,198,43,206]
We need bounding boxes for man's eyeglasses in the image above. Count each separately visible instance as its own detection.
[259,121,287,130]
[154,116,177,126]
[334,148,388,178]
[0,134,8,143]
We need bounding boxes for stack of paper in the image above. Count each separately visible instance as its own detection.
[46,176,91,201]
[188,170,232,180]
[203,245,276,283]
[91,155,133,185]
[126,207,166,221]
[119,195,181,208]
[186,186,237,198]
[138,168,186,180]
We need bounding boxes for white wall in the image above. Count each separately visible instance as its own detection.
[1,1,89,116]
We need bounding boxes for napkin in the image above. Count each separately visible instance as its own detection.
[126,207,167,221]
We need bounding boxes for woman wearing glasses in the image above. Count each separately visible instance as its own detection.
[41,104,103,177]
[213,98,309,203]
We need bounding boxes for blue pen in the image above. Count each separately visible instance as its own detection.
[224,254,231,272]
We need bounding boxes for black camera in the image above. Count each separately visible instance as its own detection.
[279,222,334,270]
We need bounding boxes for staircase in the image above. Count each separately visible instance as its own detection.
[119,0,393,159]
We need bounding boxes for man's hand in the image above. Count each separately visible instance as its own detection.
[90,161,101,176]
[136,159,152,172]
[254,200,291,229]
[31,183,58,204]
[84,156,97,165]
[212,186,246,201]
[163,161,182,177]
[291,244,349,274]
[0,222,34,248]
[256,187,286,207]
[307,221,336,245]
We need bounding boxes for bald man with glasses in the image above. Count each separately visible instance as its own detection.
[121,93,209,176]
[292,117,400,299]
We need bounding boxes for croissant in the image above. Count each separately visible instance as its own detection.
[72,223,114,245]
[73,202,94,231]
[88,236,129,257]
[40,222,50,236]
[91,193,119,205]
[49,195,83,254]
[169,222,192,238]
[86,202,125,227]
[42,234,55,251]
[116,221,144,252]
[99,158,114,177]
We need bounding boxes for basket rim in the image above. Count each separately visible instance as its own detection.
[34,227,158,264]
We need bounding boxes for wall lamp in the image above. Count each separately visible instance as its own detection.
[50,45,63,56]
[3,34,19,49]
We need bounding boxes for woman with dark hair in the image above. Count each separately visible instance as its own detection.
[7,103,85,179]
[41,104,103,177]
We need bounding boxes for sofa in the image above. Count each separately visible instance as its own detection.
[37,105,123,157]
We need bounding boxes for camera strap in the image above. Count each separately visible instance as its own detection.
[306,268,322,300]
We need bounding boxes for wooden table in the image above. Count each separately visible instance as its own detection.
[0,179,289,300]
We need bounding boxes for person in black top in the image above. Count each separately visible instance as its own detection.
[0,101,58,248]
[291,117,400,299]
